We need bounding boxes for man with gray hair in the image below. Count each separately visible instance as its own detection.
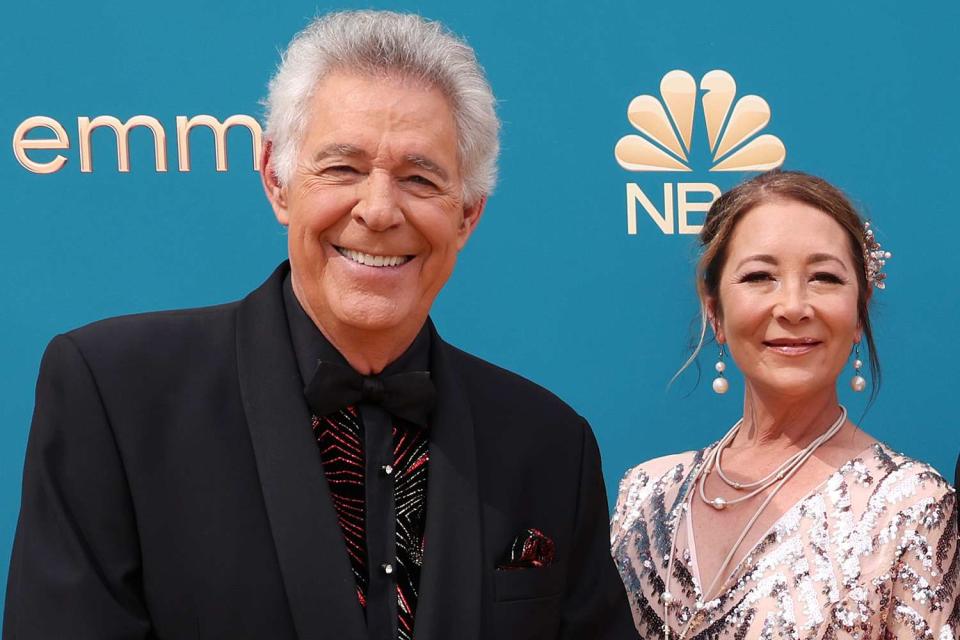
[5,11,637,640]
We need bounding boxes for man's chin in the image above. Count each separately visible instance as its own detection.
[330,298,423,334]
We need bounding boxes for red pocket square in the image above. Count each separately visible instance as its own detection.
[497,528,555,570]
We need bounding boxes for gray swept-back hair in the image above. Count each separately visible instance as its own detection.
[263,10,500,206]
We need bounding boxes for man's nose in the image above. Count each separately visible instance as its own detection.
[773,279,812,324]
[352,171,403,231]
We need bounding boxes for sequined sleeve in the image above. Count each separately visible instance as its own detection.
[610,466,645,548]
[884,487,958,639]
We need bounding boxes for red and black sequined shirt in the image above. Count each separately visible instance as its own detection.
[284,276,430,640]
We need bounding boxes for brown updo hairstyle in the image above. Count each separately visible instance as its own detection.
[684,169,881,401]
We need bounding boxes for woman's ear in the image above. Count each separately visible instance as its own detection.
[706,297,725,344]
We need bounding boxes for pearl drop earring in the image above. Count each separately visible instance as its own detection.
[850,342,866,392]
[712,344,729,394]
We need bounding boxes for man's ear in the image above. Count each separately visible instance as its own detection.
[260,140,289,226]
[456,195,487,251]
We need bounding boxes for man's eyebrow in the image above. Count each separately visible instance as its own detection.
[310,146,448,181]
[404,154,448,181]
[313,143,365,162]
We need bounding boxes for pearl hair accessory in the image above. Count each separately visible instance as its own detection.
[863,221,891,290]
[850,342,866,392]
[660,406,848,638]
[712,345,729,394]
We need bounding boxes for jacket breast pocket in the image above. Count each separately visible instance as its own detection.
[493,563,563,602]
[492,564,563,640]
[493,565,563,640]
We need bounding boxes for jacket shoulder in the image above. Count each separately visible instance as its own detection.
[442,343,584,426]
[444,343,582,417]
[68,301,238,338]
[60,301,241,369]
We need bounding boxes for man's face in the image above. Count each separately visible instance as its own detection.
[263,72,484,343]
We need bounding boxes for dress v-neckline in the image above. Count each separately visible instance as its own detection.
[681,441,880,604]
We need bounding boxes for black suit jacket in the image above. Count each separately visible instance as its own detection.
[4,263,637,640]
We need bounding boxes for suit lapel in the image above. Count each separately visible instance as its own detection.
[236,263,367,640]
[413,327,483,640]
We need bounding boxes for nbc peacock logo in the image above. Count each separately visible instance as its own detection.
[615,69,786,235]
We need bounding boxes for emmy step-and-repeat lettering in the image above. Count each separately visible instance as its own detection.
[12,114,262,174]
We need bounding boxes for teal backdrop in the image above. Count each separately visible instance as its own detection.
[3,0,958,615]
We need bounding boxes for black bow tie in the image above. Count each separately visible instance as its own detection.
[304,360,436,428]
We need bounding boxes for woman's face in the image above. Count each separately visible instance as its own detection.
[711,199,862,399]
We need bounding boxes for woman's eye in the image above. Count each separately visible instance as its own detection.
[739,271,772,283]
[812,272,845,284]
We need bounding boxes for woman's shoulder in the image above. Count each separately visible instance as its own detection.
[856,441,956,524]
[865,441,954,491]
[618,449,704,491]
[613,449,706,512]
[611,448,706,539]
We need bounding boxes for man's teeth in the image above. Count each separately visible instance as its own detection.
[338,247,411,267]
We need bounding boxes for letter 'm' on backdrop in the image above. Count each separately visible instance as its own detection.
[2,1,958,610]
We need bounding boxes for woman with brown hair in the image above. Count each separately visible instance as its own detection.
[611,170,957,639]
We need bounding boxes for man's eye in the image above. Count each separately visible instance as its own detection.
[739,271,772,283]
[327,165,359,174]
[404,175,437,188]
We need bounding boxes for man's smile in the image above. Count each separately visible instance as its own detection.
[334,245,414,268]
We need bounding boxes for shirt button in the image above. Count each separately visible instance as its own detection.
[380,464,394,476]
[381,562,395,575]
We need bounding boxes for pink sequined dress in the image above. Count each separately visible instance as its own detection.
[610,442,958,639]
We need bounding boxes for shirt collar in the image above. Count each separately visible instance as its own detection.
[282,273,432,386]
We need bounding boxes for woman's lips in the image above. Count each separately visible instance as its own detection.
[762,338,822,356]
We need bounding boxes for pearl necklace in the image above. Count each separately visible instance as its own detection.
[698,407,847,511]
[659,406,848,639]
